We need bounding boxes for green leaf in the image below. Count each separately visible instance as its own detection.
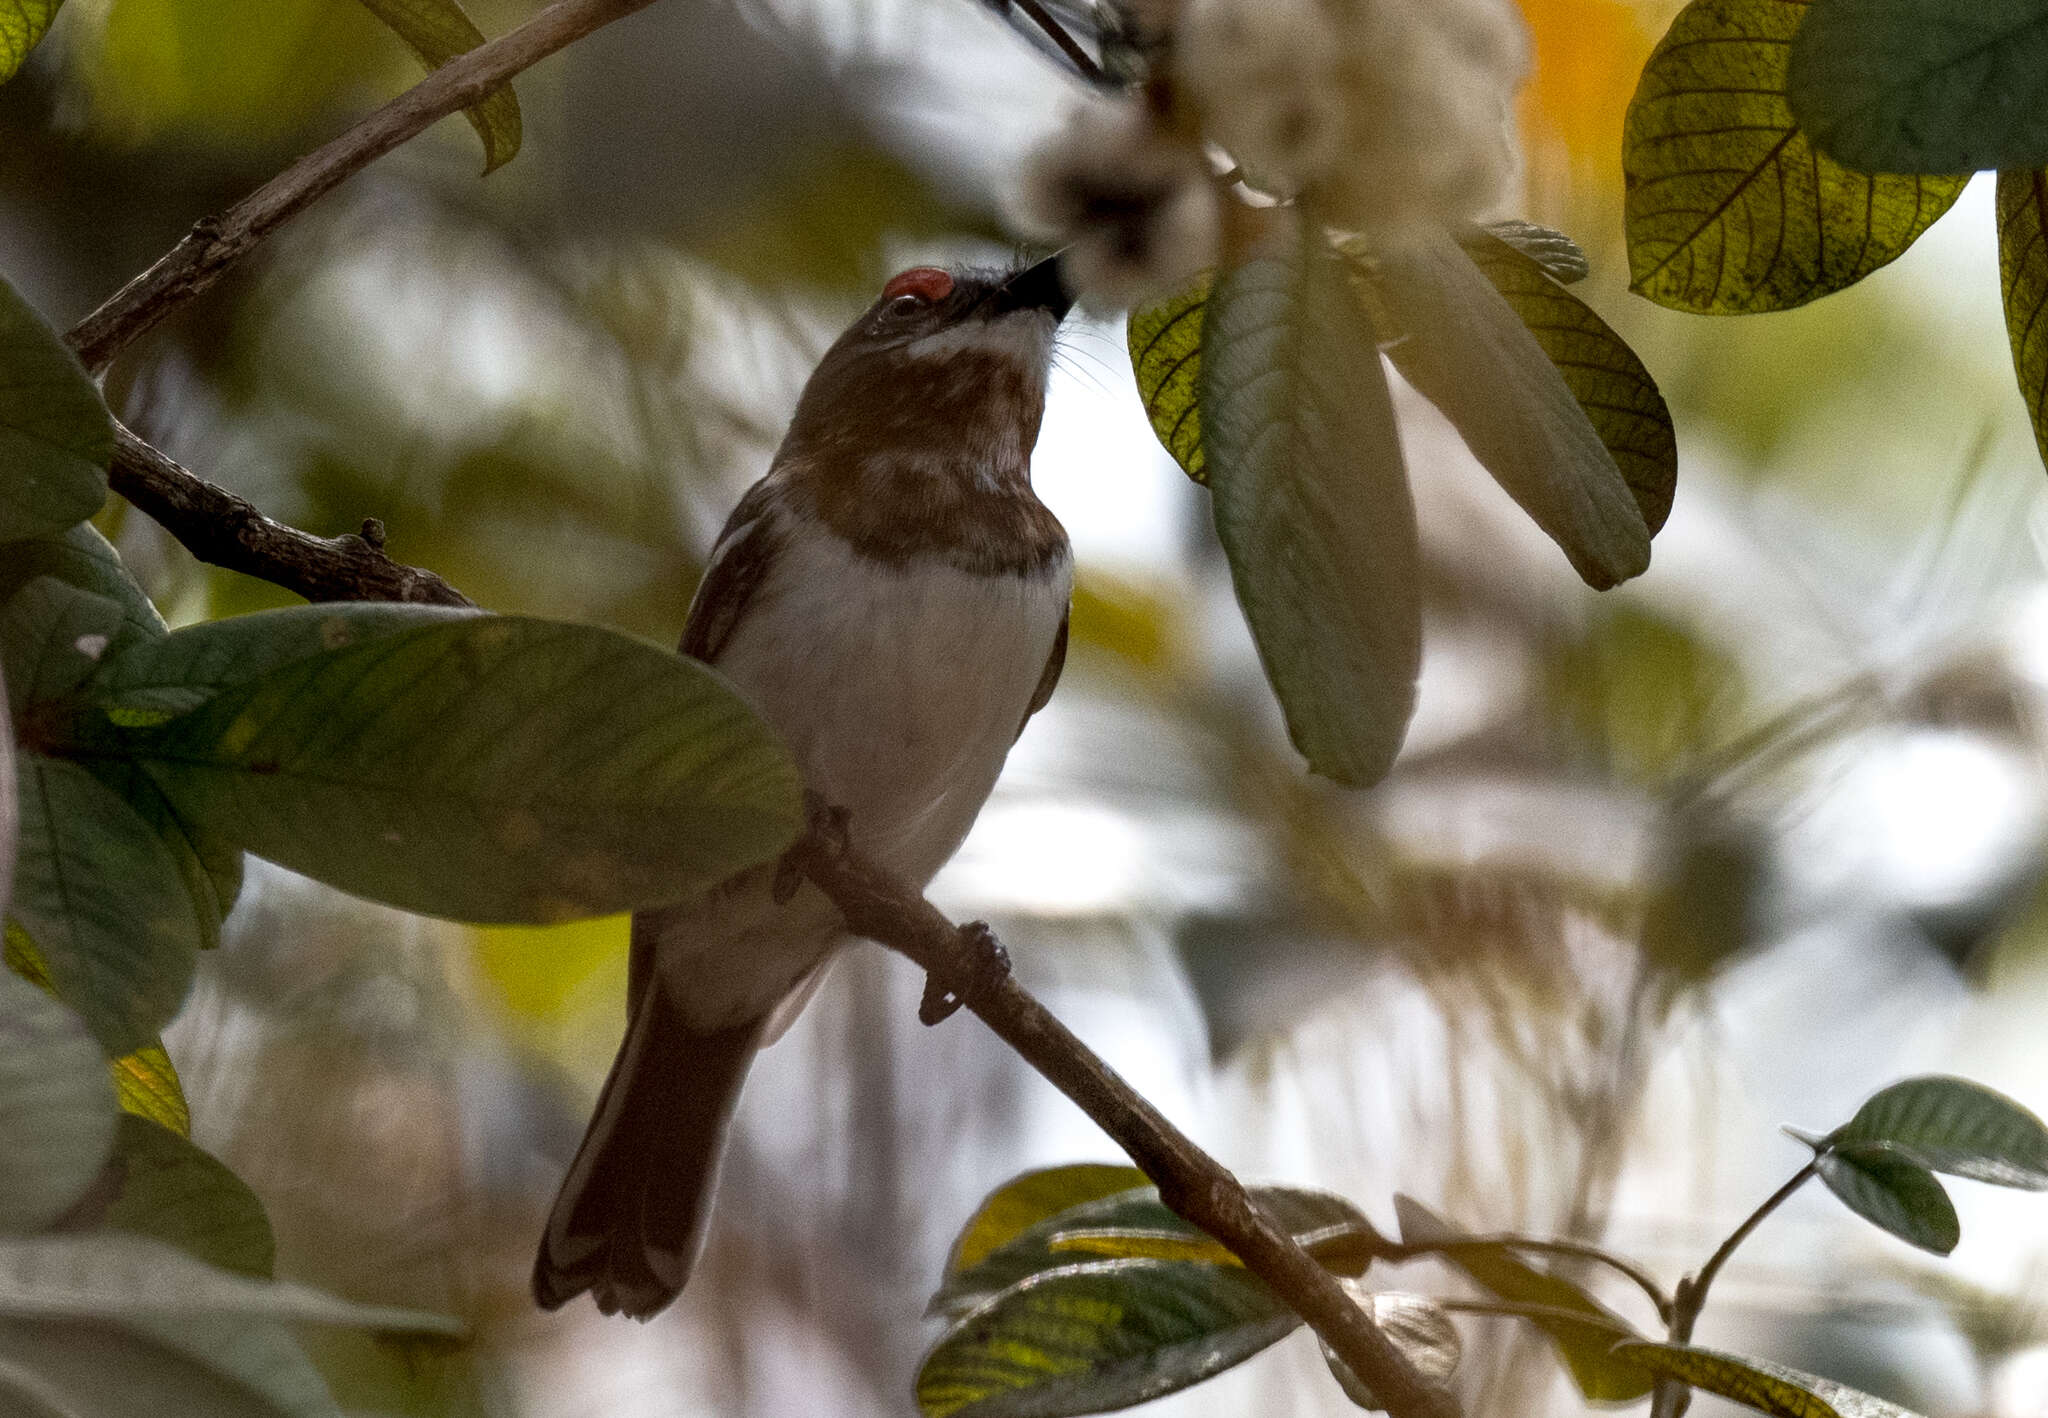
[1458,230,1678,536]
[1829,1074,2048,1187]
[1319,1287,1461,1411]
[102,1115,274,1278]
[356,0,521,173]
[106,613,801,924]
[0,967,116,1232]
[1612,1341,1927,1417]
[1202,229,1419,786]
[1998,170,2048,472]
[1623,0,1967,313]
[1814,1142,1959,1254]
[0,1316,313,1418]
[0,274,110,538]
[76,757,239,950]
[1471,221,1590,285]
[946,1165,1149,1277]
[0,1,60,87]
[917,1257,1300,1418]
[0,524,165,649]
[1392,1195,1652,1402]
[1,577,122,718]
[1788,0,2048,174]
[1351,232,1652,589]
[1128,276,1210,483]
[10,754,200,1056]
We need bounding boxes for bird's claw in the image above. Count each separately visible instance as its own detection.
[919,920,1010,1026]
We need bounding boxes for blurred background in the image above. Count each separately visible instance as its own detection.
[7,0,2048,1412]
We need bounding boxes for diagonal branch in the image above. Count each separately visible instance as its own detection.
[65,0,665,375]
[110,424,472,607]
[789,817,1463,1418]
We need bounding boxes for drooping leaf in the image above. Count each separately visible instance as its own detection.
[1319,1287,1461,1411]
[103,613,802,924]
[77,758,239,950]
[946,1165,1149,1277]
[1997,169,2048,471]
[0,523,165,649]
[1201,229,1419,786]
[1829,1074,2048,1187]
[1612,1341,1927,1417]
[0,1,62,84]
[1127,275,1210,482]
[356,0,521,173]
[0,1316,310,1418]
[1471,221,1590,284]
[1458,230,1677,536]
[1623,0,1967,313]
[10,754,201,1055]
[0,967,116,1232]
[101,1115,274,1278]
[1351,232,1652,589]
[917,1257,1300,1418]
[1813,1141,1959,1254]
[0,274,110,538]
[1393,1195,1652,1402]
[1,576,122,718]
[5,925,189,1135]
[1788,0,2048,174]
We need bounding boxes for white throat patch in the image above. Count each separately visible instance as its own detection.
[905,310,1056,367]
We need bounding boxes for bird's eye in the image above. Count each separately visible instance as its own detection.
[885,293,924,319]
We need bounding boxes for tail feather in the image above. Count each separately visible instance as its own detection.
[533,987,762,1319]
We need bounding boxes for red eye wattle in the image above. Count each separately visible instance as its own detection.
[881,267,954,304]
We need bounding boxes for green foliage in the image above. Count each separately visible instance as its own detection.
[1200,228,1419,787]
[1127,275,1209,483]
[1391,1195,1653,1402]
[1812,1142,1959,1255]
[0,524,167,648]
[1828,1073,2048,1186]
[1611,1341,1924,1418]
[1348,231,1651,590]
[1469,221,1590,285]
[355,0,521,174]
[101,1114,275,1278]
[1788,0,2048,174]
[1624,0,1966,313]
[0,274,111,540]
[0,576,123,719]
[0,967,116,1232]
[943,1165,1149,1278]
[1998,170,2048,468]
[0,0,59,85]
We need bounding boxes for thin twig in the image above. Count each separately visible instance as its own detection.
[64,0,665,374]
[790,818,1461,1418]
[1008,0,1109,83]
[1386,1234,1672,1328]
[110,424,473,607]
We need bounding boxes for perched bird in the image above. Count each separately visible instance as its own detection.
[534,257,1075,1319]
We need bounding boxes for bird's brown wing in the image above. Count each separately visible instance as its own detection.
[1017,607,1068,741]
[680,481,785,665]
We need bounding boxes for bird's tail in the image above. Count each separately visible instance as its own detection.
[532,985,762,1319]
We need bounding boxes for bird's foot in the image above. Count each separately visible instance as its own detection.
[919,921,1010,1026]
[775,792,853,903]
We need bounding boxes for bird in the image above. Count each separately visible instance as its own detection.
[533,255,1075,1319]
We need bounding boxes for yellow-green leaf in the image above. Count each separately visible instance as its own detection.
[1612,1341,1927,1417]
[356,0,520,174]
[0,0,60,85]
[7,923,190,1134]
[1048,1228,1241,1266]
[947,1165,1149,1277]
[102,1114,273,1278]
[1127,275,1210,483]
[1624,0,1966,313]
[1999,169,2048,471]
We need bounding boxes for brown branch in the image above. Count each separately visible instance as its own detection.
[789,820,1463,1418]
[64,0,664,375]
[1007,0,1109,84]
[111,424,472,607]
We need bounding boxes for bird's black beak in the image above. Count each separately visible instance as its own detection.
[988,253,1073,320]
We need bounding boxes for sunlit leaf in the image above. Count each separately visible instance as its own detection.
[1623,0,1967,312]
[1458,230,1677,536]
[10,754,200,1056]
[1127,275,1210,482]
[946,1165,1148,1277]
[1998,169,2048,471]
[1789,0,2048,174]
[1202,229,1419,786]
[0,523,164,649]
[0,1,61,84]
[1813,1141,1959,1254]
[917,1257,1299,1418]
[0,967,115,1232]
[1472,221,1590,284]
[0,274,109,539]
[100,613,801,924]
[5,925,189,1135]
[1319,1287,1461,1411]
[1351,232,1651,589]
[1612,1341,1927,1417]
[356,0,520,173]
[1829,1074,2048,1187]
[1393,1195,1652,1402]
[102,1115,274,1278]
[1,576,122,718]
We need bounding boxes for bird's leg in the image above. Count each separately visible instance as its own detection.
[778,791,853,903]
[919,920,1011,1026]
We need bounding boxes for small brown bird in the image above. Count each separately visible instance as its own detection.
[534,257,1074,1318]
